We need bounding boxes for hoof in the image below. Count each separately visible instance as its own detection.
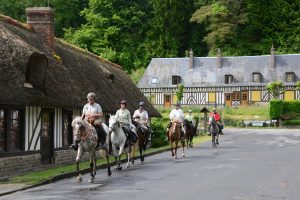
[107,170,112,176]
[173,155,177,159]
[88,177,94,183]
[182,153,185,157]
[77,176,82,183]
[115,166,122,171]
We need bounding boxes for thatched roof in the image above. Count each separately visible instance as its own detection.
[0,15,160,117]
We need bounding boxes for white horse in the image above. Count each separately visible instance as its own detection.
[108,115,135,170]
[72,116,111,183]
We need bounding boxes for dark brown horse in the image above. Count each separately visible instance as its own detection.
[168,122,185,159]
[183,119,197,148]
[131,121,149,164]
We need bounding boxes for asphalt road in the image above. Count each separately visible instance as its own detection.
[2,128,300,200]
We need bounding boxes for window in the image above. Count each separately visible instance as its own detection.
[165,95,171,102]
[172,76,181,85]
[285,72,295,82]
[41,113,51,137]
[151,77,158,84]
[25,53,47,92]
[232,93,240,100]
[0,108,24,152]
[252,73,262,83]
[225,75,233,84]
[62,111,73,147]
[226,95,230,101]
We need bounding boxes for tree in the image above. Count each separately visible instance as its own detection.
[191,0,247,55]
[175,84,185,103]
[266,81,285,99]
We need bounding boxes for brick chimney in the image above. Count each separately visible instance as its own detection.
[217,48,222,68]
[189,49,194,69]
[26,7,54,52]
[270,44,275,69]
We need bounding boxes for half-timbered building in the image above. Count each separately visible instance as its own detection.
[0,7,159,177]
[138,48,300,107]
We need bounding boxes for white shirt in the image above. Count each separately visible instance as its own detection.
[170,108,184,123]
[133,109,148,125]
[82,103,102,116]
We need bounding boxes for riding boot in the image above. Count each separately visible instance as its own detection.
[70,140,79,151]
[108,131,113,155]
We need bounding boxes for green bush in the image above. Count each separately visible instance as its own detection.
[282,119,300,126]
[269,100,283,119]
[282,100,300,116]
[151,117,169,148]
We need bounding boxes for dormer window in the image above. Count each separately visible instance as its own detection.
[252,72,262,83]
[24,53,47,92]
[224,75,233,84]
[172,76,181,85]
[151,77,158,84]
[285,72,295,82]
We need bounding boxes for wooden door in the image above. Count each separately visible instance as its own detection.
[40,110,54,164]
[241,91,248,105]
[225,94,232,107]
[164,95,171,108]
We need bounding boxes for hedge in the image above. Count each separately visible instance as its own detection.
[270,100,300,120]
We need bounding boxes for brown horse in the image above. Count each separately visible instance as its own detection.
[168,122,185,159]
[183,119,197,148]
[131,121,149,164]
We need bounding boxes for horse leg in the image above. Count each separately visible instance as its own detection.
[170,141,174,158]
[130,144,136,165]
[181,140,185,157]
[125,149,131,169]
[174,141,178,159]
[139,143,144,163]
[88,158,95,183]
[104,149,112,176]
[216,132,220,145]
[75,148,82,183]
[76,161,82,183]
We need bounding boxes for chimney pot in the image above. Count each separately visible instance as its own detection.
[26,7,54,52]
[189,49,194,69]
[217,48,222,68]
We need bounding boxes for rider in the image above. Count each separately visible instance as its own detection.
[133,102,151,143]
[115,99,138,145]
[166,102,185,141]
[70,92,106,150]
[185,110,195,127]
[209,107,223,136]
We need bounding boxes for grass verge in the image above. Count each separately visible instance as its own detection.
[1,135,209,186]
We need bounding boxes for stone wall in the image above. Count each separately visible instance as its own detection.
[0,150,102,179]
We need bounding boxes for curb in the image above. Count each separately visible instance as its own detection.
[0,146,173,197]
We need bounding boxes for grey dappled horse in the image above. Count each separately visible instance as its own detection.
[71,117,111,183]
[209,117,220,148]
[108,115,134,170]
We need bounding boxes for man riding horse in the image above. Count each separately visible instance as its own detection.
[70,92,107,150]
[133,101,151,143]
[208,108,223,136]
[166,102,185,141]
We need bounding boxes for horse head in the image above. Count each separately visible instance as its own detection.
[108,115,121,133]
[72,116,89,142]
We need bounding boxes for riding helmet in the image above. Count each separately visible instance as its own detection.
[139,102,145,106]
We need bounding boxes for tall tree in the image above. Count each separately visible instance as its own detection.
[64,0,152,71]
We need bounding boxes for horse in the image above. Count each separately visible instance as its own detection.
[208,117,220,148]
[183,119,197,148]
[168,121,185,159]
[108,115,134,170]
[71,116,111,183]
[131,121,149,164]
